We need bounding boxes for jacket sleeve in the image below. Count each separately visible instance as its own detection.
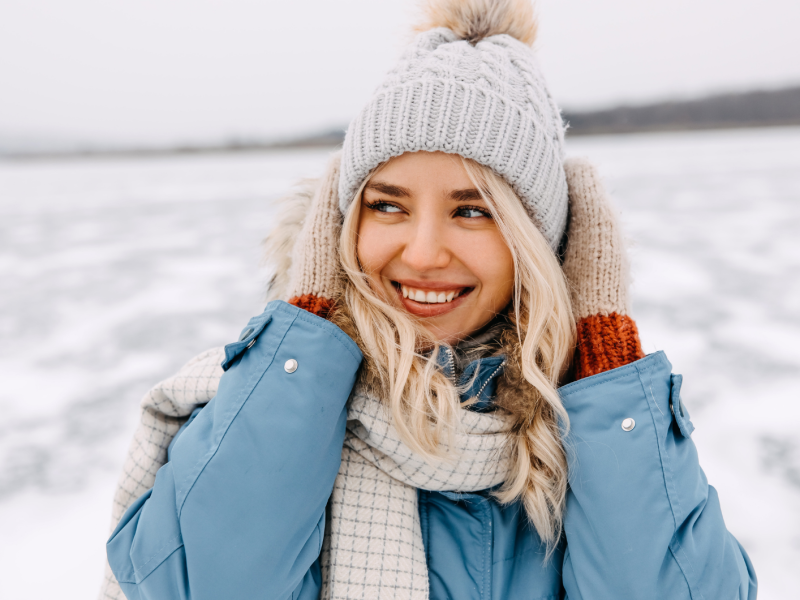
[106,300,362,600]
[559,351,757,600]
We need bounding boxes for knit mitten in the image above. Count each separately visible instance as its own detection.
[286,151,344,318]
[562,157,645,380]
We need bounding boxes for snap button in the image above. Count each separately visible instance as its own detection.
[284,359,298,374]
[239,327,254,341]
[621,418,635,432]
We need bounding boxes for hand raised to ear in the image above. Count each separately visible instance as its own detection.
[561,157,645,380]
[286,151,344,319]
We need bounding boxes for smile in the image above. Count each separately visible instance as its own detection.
[389,280,474,318]
[400,285,464,304]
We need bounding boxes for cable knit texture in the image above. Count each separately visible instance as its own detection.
[562,157,644,378]
[338,27,569,251]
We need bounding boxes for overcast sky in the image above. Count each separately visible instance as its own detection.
[1,0,799,146]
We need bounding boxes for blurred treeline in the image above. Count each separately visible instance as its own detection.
[563,86,800,135]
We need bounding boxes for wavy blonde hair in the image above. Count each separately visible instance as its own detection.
[337,155,575,548]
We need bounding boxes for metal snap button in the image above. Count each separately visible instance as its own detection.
[284,359,298,374]
[239,327,254,341]
[621,418,635,432]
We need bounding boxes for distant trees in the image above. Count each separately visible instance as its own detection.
[563,86,800,136]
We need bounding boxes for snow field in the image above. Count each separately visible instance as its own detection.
[1,128,798,597]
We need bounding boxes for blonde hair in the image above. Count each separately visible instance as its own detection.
[337,156,575,549]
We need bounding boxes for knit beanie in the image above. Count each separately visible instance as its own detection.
[338,0,569,251]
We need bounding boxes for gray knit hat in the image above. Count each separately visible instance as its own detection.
[338,0,568,251]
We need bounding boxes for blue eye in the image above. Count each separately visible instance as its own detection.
[456,206,491,219]
[368,201,403,213]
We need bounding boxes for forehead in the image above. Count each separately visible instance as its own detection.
[369,151,475,193]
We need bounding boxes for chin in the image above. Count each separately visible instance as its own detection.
[420,316,477,345]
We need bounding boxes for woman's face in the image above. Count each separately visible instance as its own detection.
[357,151,515,344]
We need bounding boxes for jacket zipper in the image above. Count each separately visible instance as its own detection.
[475,360,506,400]
[444,346,456,383]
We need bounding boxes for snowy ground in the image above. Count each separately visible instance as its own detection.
[1,127,798,598]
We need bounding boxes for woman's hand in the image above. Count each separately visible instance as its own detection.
[561,158,644,379]
[285,151,344,318]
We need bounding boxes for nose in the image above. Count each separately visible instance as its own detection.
[401,216,450,273]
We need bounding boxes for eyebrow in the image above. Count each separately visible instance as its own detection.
[366,182,485,202]
[365,182,412,197]
[449,188,484,202]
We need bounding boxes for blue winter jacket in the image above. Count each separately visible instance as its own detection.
[107,300,757,599]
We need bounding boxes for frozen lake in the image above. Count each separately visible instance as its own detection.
[1,127,799,598]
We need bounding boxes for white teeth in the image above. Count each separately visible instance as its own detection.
[399,285,464,304]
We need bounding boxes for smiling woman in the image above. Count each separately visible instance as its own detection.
[100,1,757,599]
[355,152,517,338]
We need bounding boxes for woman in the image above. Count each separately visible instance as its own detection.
[101,1,757,598]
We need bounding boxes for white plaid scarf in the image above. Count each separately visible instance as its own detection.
[322,381,513,599]
[100,348,513,599]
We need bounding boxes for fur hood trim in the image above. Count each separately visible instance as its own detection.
[263,178,316,303]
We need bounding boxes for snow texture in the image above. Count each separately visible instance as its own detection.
[0,128,798,598]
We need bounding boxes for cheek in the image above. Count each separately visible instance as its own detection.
[356,219,395,276]
[458,232,515,304]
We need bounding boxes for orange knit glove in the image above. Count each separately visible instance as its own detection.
[285,151,344,319]
[562,158,645,380]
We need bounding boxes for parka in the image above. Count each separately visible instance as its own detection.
[106,299,758,600]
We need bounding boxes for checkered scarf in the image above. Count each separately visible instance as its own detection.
[100,348,513,600]
[323,380,513,599]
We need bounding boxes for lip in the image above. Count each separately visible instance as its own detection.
[391,281,474,318]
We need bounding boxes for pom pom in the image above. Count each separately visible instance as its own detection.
[414,0,538,46]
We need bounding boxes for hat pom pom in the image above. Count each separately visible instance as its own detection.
[414,0,538,46]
